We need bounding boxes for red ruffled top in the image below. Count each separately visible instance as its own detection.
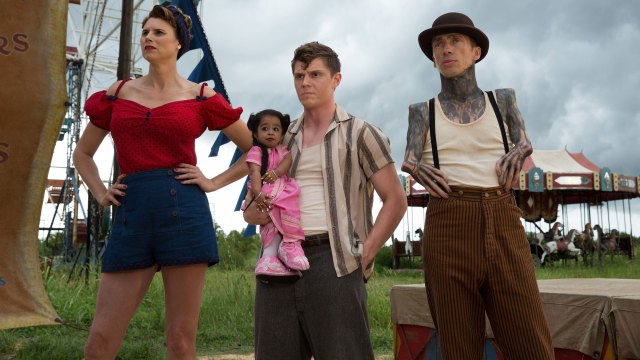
[84,91,242,174]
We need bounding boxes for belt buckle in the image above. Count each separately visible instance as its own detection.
[303,233,329,247]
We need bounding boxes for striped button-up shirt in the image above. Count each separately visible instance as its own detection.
[284,104,394,278]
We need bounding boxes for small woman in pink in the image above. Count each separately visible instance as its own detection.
[244,109,309,277]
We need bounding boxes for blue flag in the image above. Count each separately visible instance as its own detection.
[170,0,255,237]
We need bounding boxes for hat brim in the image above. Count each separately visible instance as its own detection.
[418,25,489,63]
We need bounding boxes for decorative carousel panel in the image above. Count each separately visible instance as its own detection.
[549,172,595,190]
[600,167,613,192]
[519,191,542,222]
[614,175,637,193]
[527,167,545,192]
[541,191,559,223]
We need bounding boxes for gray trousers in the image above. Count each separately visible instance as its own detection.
[254,243,374,360]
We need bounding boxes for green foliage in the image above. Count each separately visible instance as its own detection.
[215,226,261,271]
[39,232,64,257]
[375,245,393,269]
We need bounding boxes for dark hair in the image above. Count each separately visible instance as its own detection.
[142,5,193,59]
[246,109,291,176]
[291,42,341,75]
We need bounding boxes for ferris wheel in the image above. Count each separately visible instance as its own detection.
[43,0,159,267]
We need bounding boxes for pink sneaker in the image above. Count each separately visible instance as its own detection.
[278,241,310,271]
[255,256,301,277]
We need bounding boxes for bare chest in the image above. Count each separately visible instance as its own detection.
[122,85,199,109]
[302,131,325,148]
[301,122,332,148]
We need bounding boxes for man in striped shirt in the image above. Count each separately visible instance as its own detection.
[244,42,406,359]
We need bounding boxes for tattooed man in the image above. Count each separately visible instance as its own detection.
[401,13,554,359]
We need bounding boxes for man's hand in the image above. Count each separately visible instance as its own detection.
[361,244,376,272]
[495,146,526,191]
[243,198,271,225]
[402,161,451,198]
[494,88,533,192]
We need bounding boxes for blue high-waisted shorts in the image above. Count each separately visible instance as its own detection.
[102,168,218,272]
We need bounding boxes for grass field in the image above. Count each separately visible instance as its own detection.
[1,241,638,359]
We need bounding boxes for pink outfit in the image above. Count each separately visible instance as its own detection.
[246,144,305,247]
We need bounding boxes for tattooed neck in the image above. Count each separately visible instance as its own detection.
[439,65,482,101]
[437,65,484,124]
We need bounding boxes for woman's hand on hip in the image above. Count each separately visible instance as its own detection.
[99,173,127,207]
[174,163,216,192]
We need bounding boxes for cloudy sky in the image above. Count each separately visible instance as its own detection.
[54,0,640,238]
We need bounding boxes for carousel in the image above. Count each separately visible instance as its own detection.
[401,149,639,265]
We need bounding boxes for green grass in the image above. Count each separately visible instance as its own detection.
[1,244,639,359]
[535,253,640,279]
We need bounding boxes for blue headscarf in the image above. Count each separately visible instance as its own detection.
[161,4,192,59]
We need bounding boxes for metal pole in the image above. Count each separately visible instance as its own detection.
[628,198,633,236]
[113,0,134,184]
[606,202,611,231]
[72,59,83,249]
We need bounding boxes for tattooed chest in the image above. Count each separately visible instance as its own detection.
[440,97,485,124]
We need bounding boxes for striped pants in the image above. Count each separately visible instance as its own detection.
[422,186,554,359]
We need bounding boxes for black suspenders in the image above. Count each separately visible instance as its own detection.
[486,91,510,154]
[428,98,438,169]
[429,91,509,169]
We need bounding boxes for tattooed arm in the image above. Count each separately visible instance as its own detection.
[494,88,533,191]
[401,102,451,198]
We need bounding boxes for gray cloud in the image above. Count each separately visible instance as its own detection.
[201,0,640,177]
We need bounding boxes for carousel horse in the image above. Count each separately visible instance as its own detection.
[542,229,583,264]
[530,235,546,266]
[544,222,564,242]
[575,223,597,266]
[531,222,564,265]
[593,224,618,262]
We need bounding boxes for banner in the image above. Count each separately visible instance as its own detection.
[0,1,66,329]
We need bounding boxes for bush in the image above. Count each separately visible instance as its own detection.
[375,245,394,270]
[39,232,64,257]
[216,227,261,271]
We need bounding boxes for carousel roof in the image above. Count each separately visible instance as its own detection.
[522,149,597,174]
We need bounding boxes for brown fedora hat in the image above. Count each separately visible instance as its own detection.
[418,12,489,62]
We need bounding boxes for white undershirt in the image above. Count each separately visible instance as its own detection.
[296,144,328,233]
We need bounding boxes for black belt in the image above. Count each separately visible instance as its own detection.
[303,233,330,247]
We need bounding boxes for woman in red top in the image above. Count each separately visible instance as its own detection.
[73,5,252,359]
